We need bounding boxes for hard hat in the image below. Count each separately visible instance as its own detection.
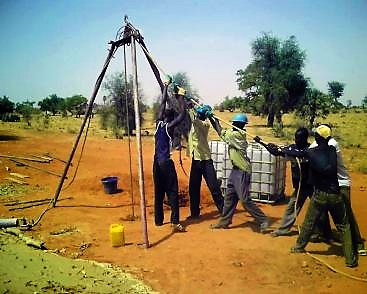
[231,113,248,124]
[315,125,331,139]
[177,87,186,96]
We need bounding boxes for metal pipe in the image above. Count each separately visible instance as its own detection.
[0,218,18,228]
[131,36,149,248]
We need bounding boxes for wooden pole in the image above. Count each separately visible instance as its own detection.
[123,44,135,219]
[131,35,149,248]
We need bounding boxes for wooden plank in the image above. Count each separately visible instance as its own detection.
[5,177,28,185]
[9,159,64,178]
[0,154,49,163]
[9,172,30,179]
[30,154,53,161]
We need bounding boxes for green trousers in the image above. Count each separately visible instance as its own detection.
[295,190,357,266]
[315,187,365,251]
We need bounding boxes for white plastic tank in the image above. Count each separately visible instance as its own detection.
[209,141,286,203]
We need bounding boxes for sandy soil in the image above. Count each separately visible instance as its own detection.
[0,130,367,293]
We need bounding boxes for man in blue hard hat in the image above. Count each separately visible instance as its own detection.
[186,103,224,220]
[208,113,269,233]
[153,77,187,233]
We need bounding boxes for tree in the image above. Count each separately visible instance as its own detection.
[152,72,196,147]
[103,72,146,135]
[362,95,367,108]
[327,81,345,105]
[65,95,88,116]
[296,87,333,127]
[222,96,235,112]
[38,94,64,115]
[16,100,35,126]
[346,99,352,108]
[0,96,14,120]
[236,33,307,127]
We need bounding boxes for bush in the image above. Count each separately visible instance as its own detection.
[1,113,20,122]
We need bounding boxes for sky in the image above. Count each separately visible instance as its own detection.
[1,0,366,106]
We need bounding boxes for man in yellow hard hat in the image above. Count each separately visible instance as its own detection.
[309,124,366,255]
[289,125,357,267]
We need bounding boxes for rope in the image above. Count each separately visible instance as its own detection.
[62,114,92,191]
[23,43,119,229]
[123,44,135,218]
[136,40,168,77]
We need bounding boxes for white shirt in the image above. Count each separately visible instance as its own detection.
[309,138,350,187]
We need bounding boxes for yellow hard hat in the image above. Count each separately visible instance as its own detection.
[315,125,331,139]
[177,87,186,96]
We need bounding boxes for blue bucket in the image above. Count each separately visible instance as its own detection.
[101,176,118,194]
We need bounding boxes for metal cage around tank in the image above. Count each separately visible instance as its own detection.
[209,141,286,204]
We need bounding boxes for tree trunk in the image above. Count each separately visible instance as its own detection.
[266,92,275,127]
[267,111,275,127]
[310,115,316,128]
[276,112,283,129]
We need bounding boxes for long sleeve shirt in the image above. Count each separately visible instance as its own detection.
[188,109,211,160]
[309,138,350,187]
[220,128,251,173]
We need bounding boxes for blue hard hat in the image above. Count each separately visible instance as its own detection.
[231,113,248,124]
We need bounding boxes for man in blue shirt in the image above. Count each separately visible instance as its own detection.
[153,80,186,232]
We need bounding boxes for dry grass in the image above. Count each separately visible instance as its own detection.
[1,108,366,173]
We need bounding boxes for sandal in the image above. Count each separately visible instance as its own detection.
[358,249,367,256]
[172,223,186,233]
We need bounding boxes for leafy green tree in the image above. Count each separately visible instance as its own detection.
[222,96,235,112]
[103,72,146,135]
[362,95,367,108]
[327,81,345,105]
[38,94,64,115]
[65,95,88,116]
[296,87,333,127]
[236,33,307,127]
[0,96,15,120]
[16,100,35,126]
[152,72,196,147]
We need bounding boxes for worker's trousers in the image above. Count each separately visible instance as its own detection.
[340,187,365,251]
[153,159,180,225]
[189,159,224,217]
[294,190,357,266]
[275,186,313,234]
[218,168,268,227]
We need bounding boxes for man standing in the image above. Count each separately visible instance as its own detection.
[254,128,314,237]
[187,104,224,219]
[209,113,269,233]
[290,125,357,267]
[309,124,366,255]
[153,80,186,232]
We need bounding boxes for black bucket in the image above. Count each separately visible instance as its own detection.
[101,176,118,194]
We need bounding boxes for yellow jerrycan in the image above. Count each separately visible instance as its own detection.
[109,224,125,247]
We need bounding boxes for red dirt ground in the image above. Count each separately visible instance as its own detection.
[1,131,366,293]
